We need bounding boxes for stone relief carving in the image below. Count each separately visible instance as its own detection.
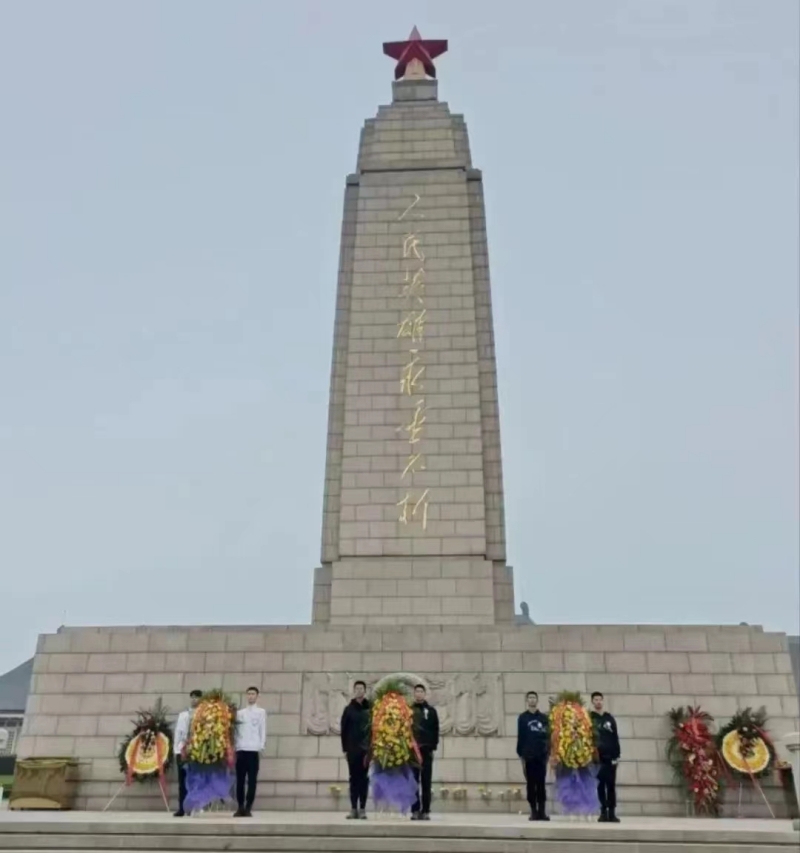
[301,672,502,737]
[302,672,352,736]
[429,673,502,737]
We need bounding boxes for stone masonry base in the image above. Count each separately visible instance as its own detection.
[19,623,799,816]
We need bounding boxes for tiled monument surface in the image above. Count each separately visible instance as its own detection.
[313,77,513,627]
[18,52,799,818]
[20,623,799,815]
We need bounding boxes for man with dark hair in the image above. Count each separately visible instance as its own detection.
[234,686,266,817]
[173,689,202,817]
[410,684,439,821]
[516,691,550,821]
[340,679,371,819]
[590,691,621,822]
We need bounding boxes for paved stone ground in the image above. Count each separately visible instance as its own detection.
[0,810,794,832]
[2,811,796,853]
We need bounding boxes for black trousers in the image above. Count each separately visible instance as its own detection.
[236,750,260,810]
[524,758,547,812]
[411,749,434,814]
[346,752,369,810]
[597,760,617,811]
[177,758,187,812]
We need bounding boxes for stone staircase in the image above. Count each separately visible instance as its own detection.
[0,815,798,852]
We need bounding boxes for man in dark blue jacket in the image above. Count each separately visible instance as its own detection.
[590,691,621,822]
[516,691,550,821]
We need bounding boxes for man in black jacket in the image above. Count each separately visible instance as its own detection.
[590,691,621,822]
[410,684,439,821]
[516,691,550,821]
[340,680,371,819]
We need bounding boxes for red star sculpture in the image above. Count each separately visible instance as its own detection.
[383,26,448,80]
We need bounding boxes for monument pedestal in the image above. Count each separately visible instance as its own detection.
[315,559,514,625]
[16,623,799,816]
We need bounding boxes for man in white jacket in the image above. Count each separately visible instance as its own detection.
[173,689,202,817]
[234,686,267,817]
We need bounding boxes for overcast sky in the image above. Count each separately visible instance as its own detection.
[1,1,797,675]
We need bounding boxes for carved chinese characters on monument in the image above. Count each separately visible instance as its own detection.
[396,194,430,529]
[301,672,502,737]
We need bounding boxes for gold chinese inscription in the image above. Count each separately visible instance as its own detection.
[397,489,430,529]
[401,267,425,304]
[401,453,425,479]
[397,193,422,222]
[397,308,426,342]
[402,232,425,262]
[396,195,430,529]
[400,398,426,445]
[399,351,424,396]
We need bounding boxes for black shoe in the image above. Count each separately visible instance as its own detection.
[173,810,185,818]
[410,812,421,821]
[538,813,550,822]
[529,812,538,821]
[243,809,253,818]
[421,813,431,821]
[598,810,608,823]
[608,811,620,823]
[233,808,244,818]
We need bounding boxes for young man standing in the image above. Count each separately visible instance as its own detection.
[590,691,621,823]
[234,686,267,818]
[340,680,371,819]
[173,689,202,818]
[516,691,550,821]
[410,684,439,821]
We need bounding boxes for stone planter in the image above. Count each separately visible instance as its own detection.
[9,758,79,811]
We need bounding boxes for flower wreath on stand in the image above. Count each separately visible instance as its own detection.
[369,677,421,814]
[116,698,174,808]
[666,705,724,815]
[717,706,776,818]
[549,691,597,816]
[183,689,239,813]
[717,707,776,778]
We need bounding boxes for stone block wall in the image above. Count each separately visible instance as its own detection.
[328,558,498,625]
[328,165,492,562]
[19,624,799,816]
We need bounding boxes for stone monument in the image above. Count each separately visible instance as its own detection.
[17,29,799,816]
[312,26,513,628]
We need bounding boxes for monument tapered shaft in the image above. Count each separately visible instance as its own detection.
[313,54,514,626]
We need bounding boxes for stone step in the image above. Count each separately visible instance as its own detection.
[0,843,796,853]
[0,815,798,853]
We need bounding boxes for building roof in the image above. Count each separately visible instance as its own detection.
[0,658,34,713]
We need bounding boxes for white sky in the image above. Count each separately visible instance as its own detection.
[1,1,798,674]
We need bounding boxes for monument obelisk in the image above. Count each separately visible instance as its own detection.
[313,28,514,626]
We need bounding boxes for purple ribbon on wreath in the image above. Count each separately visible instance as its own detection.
[184,765,233,812]
[370,765,418,813]
[553,765,598,815]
